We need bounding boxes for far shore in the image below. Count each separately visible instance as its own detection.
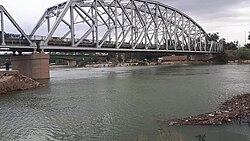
[49,60,250,69]
[49,60,215,68]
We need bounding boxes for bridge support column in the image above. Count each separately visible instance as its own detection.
[11,53,50,79]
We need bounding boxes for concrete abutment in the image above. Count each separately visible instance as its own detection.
[11,53,50,79]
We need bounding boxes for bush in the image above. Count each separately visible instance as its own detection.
[237,47,250,59]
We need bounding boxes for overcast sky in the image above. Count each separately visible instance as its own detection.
[1,0,250,46]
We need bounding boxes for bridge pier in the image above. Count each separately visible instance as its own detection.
[11,53,50,79]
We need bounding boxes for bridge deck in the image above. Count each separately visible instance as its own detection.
[0,38,220,54]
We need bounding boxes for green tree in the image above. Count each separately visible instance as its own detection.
[237,47,250,59]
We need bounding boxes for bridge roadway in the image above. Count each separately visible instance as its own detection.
[0,36,222,54]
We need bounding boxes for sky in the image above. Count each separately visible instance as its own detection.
[1,0,250,46]
[165,0,250,46]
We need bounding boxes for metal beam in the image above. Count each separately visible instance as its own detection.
[70,5,75,46]
[0,5,35,46]
[0,10,5,45]
[41,0,74,46]
[74,26,94,47]
[30,10,47,37]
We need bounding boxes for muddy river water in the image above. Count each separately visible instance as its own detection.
[0,64,250,140]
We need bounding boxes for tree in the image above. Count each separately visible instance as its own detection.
[224,41,238,50]
[237,47,250,59]
[248,31,250,40]
[245,43,250,49]
[117,54,123,63]
[207,32,220,42]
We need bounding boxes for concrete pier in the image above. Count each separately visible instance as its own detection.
[11,53,50,79]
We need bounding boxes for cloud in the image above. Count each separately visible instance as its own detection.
[1,0,63,33]
[161,0,250,45]
[161,0,249,21]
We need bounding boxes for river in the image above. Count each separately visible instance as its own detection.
[0,64,250,141]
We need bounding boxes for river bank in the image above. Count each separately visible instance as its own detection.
[165,93,250,126]
[0,71,44,94]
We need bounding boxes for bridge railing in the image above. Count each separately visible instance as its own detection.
[0,34,30,46]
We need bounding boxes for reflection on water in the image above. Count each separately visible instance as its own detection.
[0,64,250,141]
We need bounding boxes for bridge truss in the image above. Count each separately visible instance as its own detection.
[1,0,223,53]
[0,5,36,51]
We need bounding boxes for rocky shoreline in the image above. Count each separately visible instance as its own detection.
[0,71,44,94]
[165,93,250,126]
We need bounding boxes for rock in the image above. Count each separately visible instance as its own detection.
[216,111,222,114]
[218,122,223,125]
[169,121,177,126]
[0,71,44,94]
[208,114,214,117]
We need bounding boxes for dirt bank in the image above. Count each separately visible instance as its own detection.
[165,93,250,126]
[0,71,44,94]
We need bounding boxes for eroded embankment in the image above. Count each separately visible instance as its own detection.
[0,71,44,94]
[164,93,250,126]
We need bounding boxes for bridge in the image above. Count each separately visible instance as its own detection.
[0,0,223,53]
[0,0,224,79]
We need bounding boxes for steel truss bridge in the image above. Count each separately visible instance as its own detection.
[0,0,223,53]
